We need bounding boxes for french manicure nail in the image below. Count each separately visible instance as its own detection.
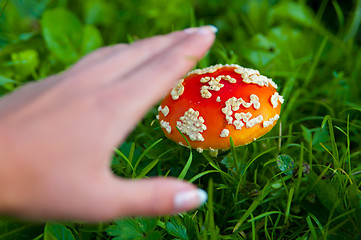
[174,188,208,212]
[184,25,218,35]
[207,25,218,33]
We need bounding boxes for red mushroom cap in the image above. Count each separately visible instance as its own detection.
[158,64,284,152]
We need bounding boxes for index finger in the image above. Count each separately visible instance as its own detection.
[107,26,216,120]
[78,27,214,87]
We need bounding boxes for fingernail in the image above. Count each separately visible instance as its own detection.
[207,25,218,33]
[184,25,218,35]
[173,188,208,212]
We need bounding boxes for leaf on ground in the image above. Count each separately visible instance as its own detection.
[0,75,17,86]
[106,219,143,240]
[276,154,295,175]
[307,172,344,215]
[301,125,330,151]
[182,214,197,239]
[41,8,83,64]
[81,25,103,55]
[83,0,116,26]
[165,218,188,240]
[0,218,43,240]
[270,1,315,27]
[44,222,75,240]
[106,217,160,240]
[11,49,39,78]
[137,217,158,233]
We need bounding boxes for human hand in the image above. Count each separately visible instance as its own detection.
[0,26,216,221]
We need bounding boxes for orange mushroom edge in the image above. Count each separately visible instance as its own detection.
[157,64,284,154]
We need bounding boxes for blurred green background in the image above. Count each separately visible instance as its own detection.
[1,0,361,239]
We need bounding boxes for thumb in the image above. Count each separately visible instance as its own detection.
[97,176,207,220]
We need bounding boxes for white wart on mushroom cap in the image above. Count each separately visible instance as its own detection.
[158,64,284,150]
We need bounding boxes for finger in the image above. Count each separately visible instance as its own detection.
[105,26,216,132]
[72,30,197,86]
[117,26,216,89]
[94,176,207,220]
[71,44,129,69]
[21,176,206,221]
[101,31,191,75]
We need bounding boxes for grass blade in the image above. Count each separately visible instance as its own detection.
[229,137,239,174]
[322,115,339,168]
[132,138,162,177]
[113,148,134,172]
[284,186,294,224]
[248,211,282,223]
[306,215,318,239]
[233,183,272,232]
[304,37,328,87]
[178,149,192,180]
[137,158,160,178]
[189,170,218,183]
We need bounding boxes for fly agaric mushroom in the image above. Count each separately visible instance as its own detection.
[158,64,284,153]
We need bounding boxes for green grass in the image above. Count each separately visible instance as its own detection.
[1,0,361,239]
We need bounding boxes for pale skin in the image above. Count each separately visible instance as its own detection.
[0,26,215,221]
